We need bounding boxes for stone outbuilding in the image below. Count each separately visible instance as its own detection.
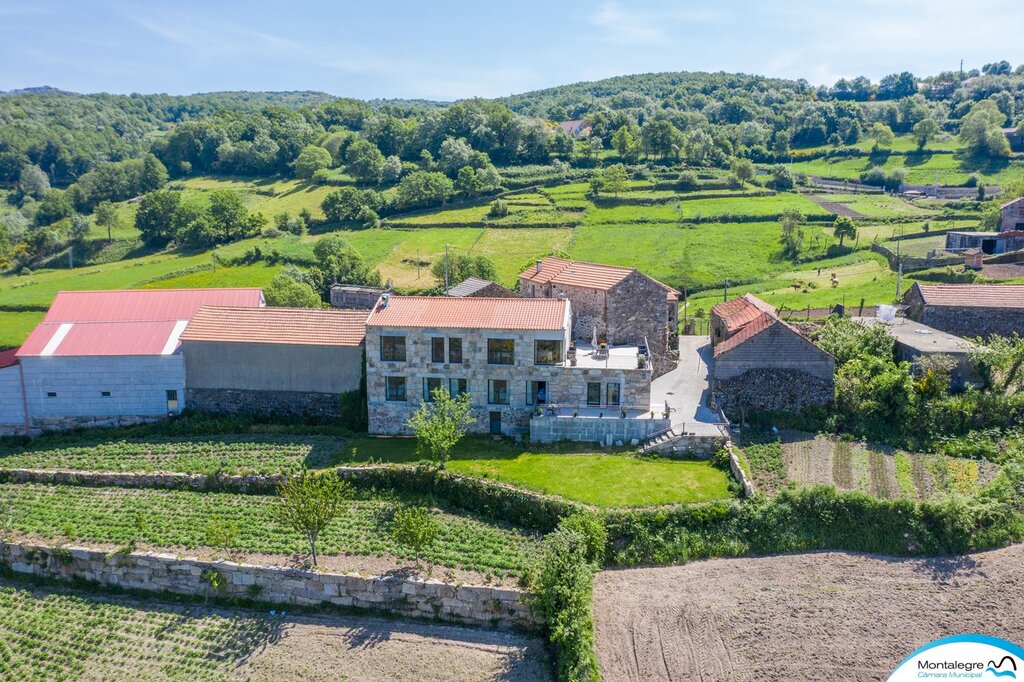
[902,282,1024,340]
[329,284,386,310]
[999,197,1024,232]
[710,294,835,416]
[710,294,778,349]
[180,306,368,418]
[518,257,679,376]
[446,277,514,298]
[853,316,983,389]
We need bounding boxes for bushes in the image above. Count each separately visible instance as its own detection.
[531,515,602,682]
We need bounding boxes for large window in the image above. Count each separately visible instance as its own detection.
[534,339,562,365]
[385,376,407,401]
[488,379,509,405]
[380,336,406,362]
[606,382,621,406]
[448,337,463,364]
[430,337,445,363]
[586,382,601,406]
[423,377,443,401]
[449,378,468,397]
[526,381,547,405]
[487,338,514,365]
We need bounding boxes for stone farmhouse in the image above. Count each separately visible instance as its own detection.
[902,283,1024,340]
[710,294,835,416]
[180,306,368,418]
[0,288,264,434]
[518,257,679,376]
[446,277,514,298]
[364,295,665,443]
[1000,197,1024,232]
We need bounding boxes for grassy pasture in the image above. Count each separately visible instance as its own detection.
[788,151,1024,186]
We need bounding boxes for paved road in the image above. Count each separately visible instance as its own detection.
[650,336,721,436]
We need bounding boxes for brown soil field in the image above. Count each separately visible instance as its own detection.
[593,544,1024,681]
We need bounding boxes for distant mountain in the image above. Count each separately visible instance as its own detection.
[0,85,79,97]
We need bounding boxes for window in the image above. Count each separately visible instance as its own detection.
[166,389,179,412]
[487,338,514,365]
[380,336,406,362]
[423,377,443,401]
[449,378,468,397]
[586,382,601,406]
[448,337,463,364]
[488,379,509,405]
[385,376,407,401]
[534,339,562,365]
[101,391,111,397]
[526,381,547,405]
[46,391,57,398]
[606,382,621,407]
[431,337,445,363]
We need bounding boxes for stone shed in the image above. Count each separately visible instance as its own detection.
[446,277,514,298]
[518,257,679,375]
[330,284,386,310]
[902,282,1024,340]
[853,316,983,389]
[1000,197,1024,232]
[709,294,777,349]
[181,306,367,418]
[711,301,835,417]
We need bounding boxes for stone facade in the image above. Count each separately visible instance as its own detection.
[366,320,652,436]
[0,541,538,631]
[187,388,345,418]
[903,286,1024,340]
[330,284,386,309]
[530,414,670,445]
[714,368,835,415]
[1000,197,1024,232]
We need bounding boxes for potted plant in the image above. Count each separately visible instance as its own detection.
[637,354,648,369]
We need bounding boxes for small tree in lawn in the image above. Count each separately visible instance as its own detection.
[275,468,349,567]
[407,387,476,469]
[391,505,439,571]
[832,216,857,248]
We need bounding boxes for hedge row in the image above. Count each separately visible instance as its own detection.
[589,190,772,207]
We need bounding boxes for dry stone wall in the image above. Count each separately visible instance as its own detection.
[714,368,834,415]
[0,541,539,631]
[187,388,344,418]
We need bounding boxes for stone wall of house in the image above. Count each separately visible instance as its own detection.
[607,271,676,376]
[530,414,670,445]
[714,368,834,415]
[550,283,607,342]
[187,388,344,418]
[916,305,1024,341]
[1000,200,1024,231]
[713,322,835,383]
[0,541,539,631]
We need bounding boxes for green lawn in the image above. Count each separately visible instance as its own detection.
[0,311,44,348]
[584,192,829,224]
[808,193,940,218]
[788,151,1024,186]
[344,437,734,508]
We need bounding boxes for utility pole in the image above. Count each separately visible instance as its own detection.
[723,279,730,302]
[68,245,73,270]
[895,226,903,300]
[416,248,420,280]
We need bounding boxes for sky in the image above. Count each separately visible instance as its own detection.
[1,0,1022,100]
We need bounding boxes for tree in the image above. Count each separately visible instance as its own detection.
[430,253,497,286]
[275,468,349,566]
[208,190,261,242]
[835,356,917,436]
[381,155,403,183]
[959,100,1011,158]
[293,145,333,179]
[970,334,1024,394]
[640,120,683,159]
[140,154,169,193]
[69,213,90,244]
[18,165,50,199]
[770,164,795,190]
[730,157,755,184]
[321,187,382,224]
[395,171,453,210]
[35,190,74,226]
[454,166,483,196]
[611,124,641,161]
[264,272,321,308]
[778,208,805,260]
[813,315,895,367]
[867,123,895,150]
[406,387,476,469]
[274,211,306,235]
[832,216,857,247]
[391,505,439,570]
[877,72,917,100]
[312,234,382,288]
[438,137,476,176]
[911,118,940,150]
[345,138,386,183]
[590,163,628,195]
[93,200,118,241]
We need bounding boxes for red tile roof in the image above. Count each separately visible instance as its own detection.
[0,347,19,369]
[366,296,568,331]
[711,294,778,333]
[713,312,776,357]
[520,257,679,301]
[913,283,1024,309]
[181,307,368,347]
[18,288,264,358]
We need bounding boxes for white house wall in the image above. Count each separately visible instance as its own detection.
[0,365,26,426]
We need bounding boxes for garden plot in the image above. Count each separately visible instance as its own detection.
[758,431,1000,499]
[0,580,549,681]
[0,484,540,581]
[0,436,343,475]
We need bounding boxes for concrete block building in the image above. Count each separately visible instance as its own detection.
[364,295,659,441]
[902,283,1024,340]
[0,349,25,431]
[330,284,386,310]
[4,288,263,433]
[181,306,368,418]
[518,257,679,375]
[711,294,835,416]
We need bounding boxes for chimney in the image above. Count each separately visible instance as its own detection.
[536,259,542,273]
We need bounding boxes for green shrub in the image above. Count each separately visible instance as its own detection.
[556,512,607,566]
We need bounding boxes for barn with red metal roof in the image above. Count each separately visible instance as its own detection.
[8,288,263,432]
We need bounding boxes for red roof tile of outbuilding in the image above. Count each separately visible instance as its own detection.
[711,294,778,333]
[366,296,568,331]
[913,283,1024,309]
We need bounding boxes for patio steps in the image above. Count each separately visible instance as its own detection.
[639,428,677,453]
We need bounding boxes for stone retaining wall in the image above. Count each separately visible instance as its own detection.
[0,541,539,631]
[646,433,725,458]
[186,388,345,419]
[529,415,671,445]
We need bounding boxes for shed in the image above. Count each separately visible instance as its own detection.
[446,277,514,298]
[853,316,982,388]
[330,284,386,310]
[902,282,1024,339]
[0,348,25,433]
[963,248,984,270]
[181,306,368,418]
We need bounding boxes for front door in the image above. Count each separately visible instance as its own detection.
[489,411,502,435]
